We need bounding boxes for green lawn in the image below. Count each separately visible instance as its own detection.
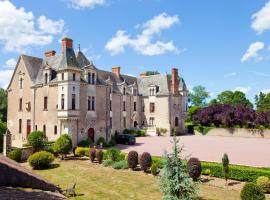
[29,159,246,200]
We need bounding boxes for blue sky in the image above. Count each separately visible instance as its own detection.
[1,0,270,103]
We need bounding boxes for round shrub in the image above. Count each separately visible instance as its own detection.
[106,148,121,162]
[78,138,92,147]
[139,152,152,172]
[75,147,88,156]
[96,137,106,146]
[127,151,138,170]
[53,134,72,159]
[90,149,96,162]
[27,131,46,151]
[28,151,55,169]
[187,157,202,181]
[96,149,103,164]
[103,159,114,167]
[256,176,270,193]
[8,148,22,162]
[112,160,128,170]
[241,183,265,200]
[151,163,159,176]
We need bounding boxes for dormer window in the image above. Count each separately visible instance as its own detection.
[133,88,137,96]
[44,73,48,84]
[149,86,159,96]
[72,73,76,81]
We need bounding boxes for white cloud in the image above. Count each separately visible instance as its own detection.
[69,0,106,9]
[241,42,264,63]
[0,69,13,89]
[105,13,180,56]
[261,89,270,94]
[5,58,17,69]
[38,16,64,34]
[0,1,64,53]
[234,86,251,94]
[251,1,270,34]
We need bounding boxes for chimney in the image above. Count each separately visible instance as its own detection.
[140,72,147,77]
[61,37,73,52]
[44,50,56,57]
[112,66,120,78]
[171,68,179,94]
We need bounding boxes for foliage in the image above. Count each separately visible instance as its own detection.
[96,149,103,164]
[240,183,265,200]
[96,137,106,146]
[112,160,128,170]
[255,92,270,113]
[102,159,114,167]
[256,176,270,193]
[151,163,160,176]
[27,131,46,151]
[0,120,7,153]
[210,90,253,108]
[75,147,90,156]
[145,71,160,76]
[186,106,201,123]
[78,138,93,147]
[194,125,212,135]
[127,151,138,170]
[139,152,152,172]
[106,148,121,162]
[0,88,7,122]
[28,151,55,169]
[187,157,202,181]
[8,148,22,162]
[90,149,96,162]
[158,136,198,200]
[53,134,72,158]
[188,85,210,107]
[203,169,211,176]
[156,128,168,136]
[123,129,146,137]
[222,153,229,184]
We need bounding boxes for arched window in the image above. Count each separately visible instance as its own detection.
[175,117,179,127]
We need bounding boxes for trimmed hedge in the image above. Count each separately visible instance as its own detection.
[8,148,22,162]
[75,147,91,156]
[28,151,54,169]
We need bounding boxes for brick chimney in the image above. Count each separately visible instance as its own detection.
[112,66,120,78]
[44,50,56,57]
[61,37,73,52]
[171,68,179,94]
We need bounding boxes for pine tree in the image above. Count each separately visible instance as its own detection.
[222,153,229,186]
[158,136,198,200]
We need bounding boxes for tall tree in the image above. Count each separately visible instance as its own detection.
[188,85,210,107]
[255,92,270,112]
[0,88,7,122]
[210,90,253,108]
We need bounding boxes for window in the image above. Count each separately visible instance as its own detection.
[110,117,112,128]
[44,96,48,110]
[54,125,57,135]
[19,98,22,111]
[123,101,126,111]
[88,96,95,111]
[19,77,23,89]
[175,117,179,127]
[88,73,91,84]
[156,86,159,93]
[43,125,46,135]
[61,94,64,110]
[91,97,95,110]
[88,97,91,111]
[72,94,76,110]
[149,117,155,126]
[123,88,126,95]
[142,121,145,126]
[142,106,145,112]
[123,117,126,128]
[61,73,64,81]
[150,103,155,113]
[35,125,37,131]
[133,88,137,96]
[134,102,137,111]
[109,87,112,94]
[72,73,76,81]
[110,100,112,111]
[44,73,48,84]
[19,119,22,133]
[92,73,95,84]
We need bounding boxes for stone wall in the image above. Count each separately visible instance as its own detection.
[3,130,11,156]
[195,128,270,138]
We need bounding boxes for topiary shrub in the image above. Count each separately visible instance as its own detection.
[53,134,72,159]
[8,148,22,162]
[28,151,55,169]
[106,148,121,162]
[256,176,270,193]
[96,149,103,164]
[78,138,92,147]
[241,183,265,200]
[90,149,96,162]
[103,159,114,167]
[27,131,46,151]
[139,152,152,172]
[222,153,230,185]
[151,163,159,176]
[112,160,128,170]
[127,151,138,170]
[187,157,202,181]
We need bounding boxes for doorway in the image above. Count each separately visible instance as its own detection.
[26,120,31,137]
[88,128,95,142]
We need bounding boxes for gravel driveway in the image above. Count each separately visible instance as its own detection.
[118,135,270,167]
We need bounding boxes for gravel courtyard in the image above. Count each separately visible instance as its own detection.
[118,135,270,167]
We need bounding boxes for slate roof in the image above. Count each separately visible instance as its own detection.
[21,55,43,82]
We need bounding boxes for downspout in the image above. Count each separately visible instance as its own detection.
[33,88,36,131]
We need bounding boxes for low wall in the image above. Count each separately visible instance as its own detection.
[195,128,270,138]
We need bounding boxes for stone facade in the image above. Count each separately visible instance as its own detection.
[7,37,188,148]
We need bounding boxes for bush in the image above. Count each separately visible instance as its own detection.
[139,152,152,172]
[194,125,212,135]
[112,160,128,170]
[78,138,92,147]
[106,148,121,162]
[151,163,159,176]
[256,176,270,193]
[187,157,202,181]
[8,148,22,162]
[90,149,96,162]
[28,151,54,169]
[103,159,114,167]
[45,145,55,154]
[96,137,106,146]
[96,149,103,164]
[0,121,7,153]
[241,183,265,200]
[127,151,138,170]
[203,169,211,176]
[72,146,77,156]
[75,147,90,156]
[27,131,46,151]
[222,153,230,184]
[53,134,72,159]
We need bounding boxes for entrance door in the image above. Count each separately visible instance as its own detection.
[26,120,31,137]
[88,128,95,142]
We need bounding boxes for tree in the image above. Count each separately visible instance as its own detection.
[255,92,270,112]
[188,85,209,107]
[27,131,46,151]
[222,153,229,186]
[0,88,7,122]
[53,134,72,159]
[185,106,201,123]
[159,136,198,200]
[210,90,253,108]
[146,71,160,76]
[0,121,7,153]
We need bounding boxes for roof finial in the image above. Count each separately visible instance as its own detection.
[78,43,80,51]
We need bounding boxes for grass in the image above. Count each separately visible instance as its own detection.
[27,159,249,200]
